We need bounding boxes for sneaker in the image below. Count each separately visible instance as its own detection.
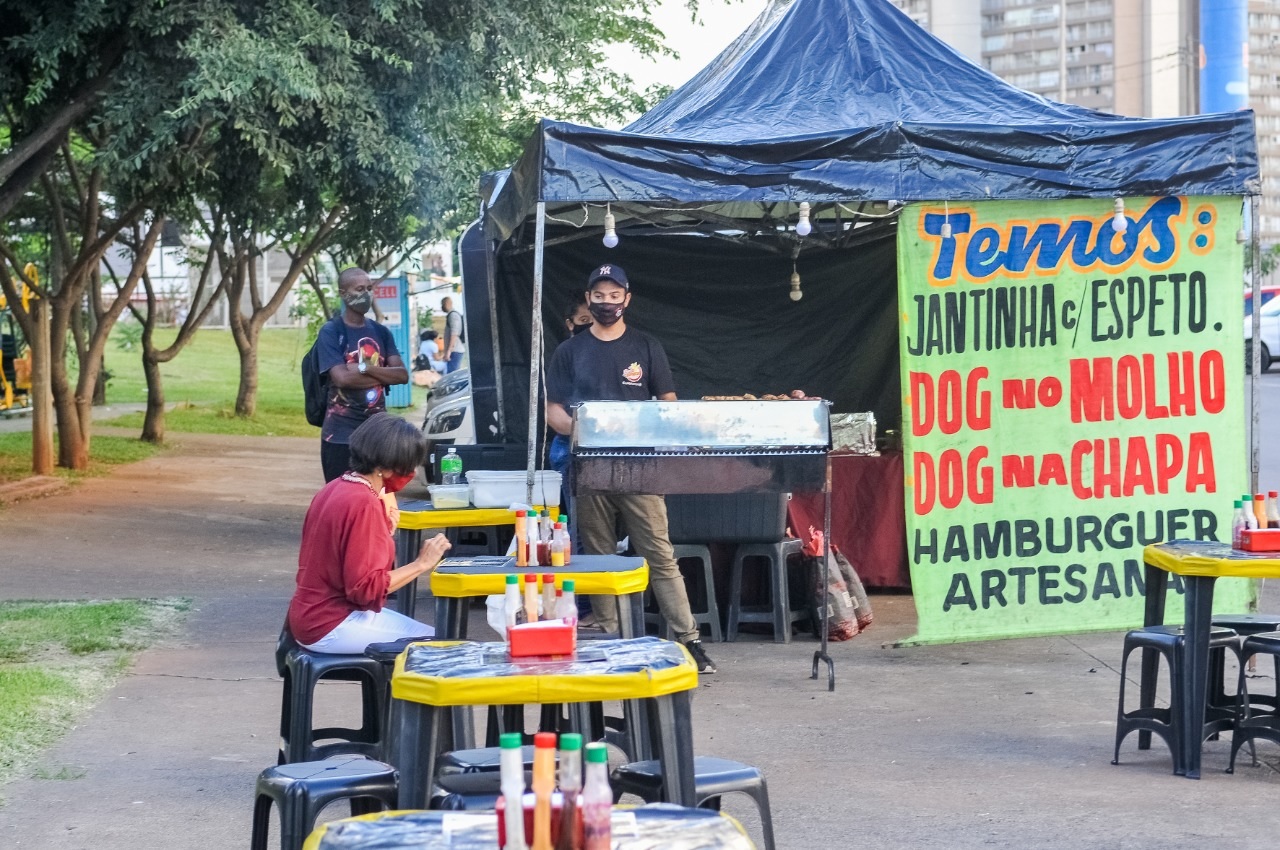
[684,639,717,674]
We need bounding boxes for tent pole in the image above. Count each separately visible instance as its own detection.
[527,202,547,506]
[483,220,507,442]
[1252,195,1261,494]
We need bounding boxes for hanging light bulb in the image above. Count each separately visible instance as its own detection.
[1237,227,1248,244]
[602,203,619,248]
[941,200,952,239]
[795,202,812,237]
[789,265,803,301]
[1112,198,1128,234]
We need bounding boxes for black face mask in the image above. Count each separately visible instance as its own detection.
[571,322,593,336]
[589,302,625,326]
[344,291,373,314]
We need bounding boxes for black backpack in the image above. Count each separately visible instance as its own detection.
[302,316,345,427]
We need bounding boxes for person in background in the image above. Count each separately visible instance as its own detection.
[318,268,409,482]
[545,264,717,674]
[288,413,450,653]
[416,329,446,372]
[441,296,466,373]
[564,300,593,337]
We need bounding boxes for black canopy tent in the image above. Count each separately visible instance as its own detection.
[458,0,1262,678]
[466,0,1259,453]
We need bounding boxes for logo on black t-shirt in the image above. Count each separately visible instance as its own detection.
[622,361,644,386]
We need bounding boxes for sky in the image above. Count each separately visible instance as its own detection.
[624,0,772,91]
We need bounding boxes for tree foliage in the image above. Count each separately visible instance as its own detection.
[1,0,695,462]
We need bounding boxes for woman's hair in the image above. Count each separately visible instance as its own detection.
[419,329,437,341]
[348,413,428,475]
[564,296,587,322]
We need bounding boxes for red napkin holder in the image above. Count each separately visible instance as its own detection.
[1240,529,1280,552]
[508,620,576,658]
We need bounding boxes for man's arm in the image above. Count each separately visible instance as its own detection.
[547,401,574,436]
[657,391,677,401]
[328,355,408,389]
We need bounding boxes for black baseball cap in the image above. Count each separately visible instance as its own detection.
[587,263,629,290]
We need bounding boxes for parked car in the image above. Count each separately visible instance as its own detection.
[419,368,475,465]
[1244,285,1280,316]
[1244,295,1280,373]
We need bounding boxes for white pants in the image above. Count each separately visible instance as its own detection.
[301,608,434,655]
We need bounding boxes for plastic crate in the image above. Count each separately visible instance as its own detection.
[665,493,789,544]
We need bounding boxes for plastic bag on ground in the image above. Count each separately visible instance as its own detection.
[835,548,874,630]
[800,526,857,641]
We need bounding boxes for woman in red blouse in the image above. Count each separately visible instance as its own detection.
[288,413,450,653]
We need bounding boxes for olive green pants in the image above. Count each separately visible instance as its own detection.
[574,493,699,643]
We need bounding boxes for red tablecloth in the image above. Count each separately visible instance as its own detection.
[788,452,910,589]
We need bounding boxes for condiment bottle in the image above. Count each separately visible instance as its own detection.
[500,732,527,850]
[580,742,612,850]
[528,516,542,567]
[1233,500,1249,548]
[531,732,557,850]
[556,733,583,850]
[515,510,529,567]
[505,573,524,632]
[524,573,540,623]
[551,523,566,567]
[559,514,572,565]
[557,579,578,626]
[1244,495,1260,529]
[541,573,557,619]
[1255,494,1269,530]
[1268,491,1280,529]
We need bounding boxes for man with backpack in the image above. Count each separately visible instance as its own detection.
[315,268,409,482]
[440,296,466,373]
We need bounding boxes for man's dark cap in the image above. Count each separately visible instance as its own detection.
[587,264,629,290]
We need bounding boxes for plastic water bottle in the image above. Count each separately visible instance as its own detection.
[556,733,583,850]
[580,743,612,850]
[441,447,462,485]
[500,732,527,850]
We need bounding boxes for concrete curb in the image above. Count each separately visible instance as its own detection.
[0,474,67,505]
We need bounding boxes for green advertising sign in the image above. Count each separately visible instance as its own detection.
[897,196,1252,643]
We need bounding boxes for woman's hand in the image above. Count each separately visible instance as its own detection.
[415,533,451,574]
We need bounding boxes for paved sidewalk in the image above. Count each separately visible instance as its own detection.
[1,433,1279,849]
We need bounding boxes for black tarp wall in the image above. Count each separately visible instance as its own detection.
[468,227,900,448]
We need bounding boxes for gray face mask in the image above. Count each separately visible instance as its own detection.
[344,291,373,314]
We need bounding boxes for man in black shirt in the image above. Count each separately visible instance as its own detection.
[546,264,717,674]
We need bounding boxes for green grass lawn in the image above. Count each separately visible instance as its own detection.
[98,325,426,437]
[0,598,188,795]
[0,432,161,487]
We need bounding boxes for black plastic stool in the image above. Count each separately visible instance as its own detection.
[610,756,776,850]
[727,537,805,644]
[1211,613,1280,636]
[645,544,722,642]
[1112,625,1242,772]
[250,756,398,850]
[278,628,388,764]
[1229,631,1280,772]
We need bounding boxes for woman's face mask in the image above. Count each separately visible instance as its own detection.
[381,471,415,493]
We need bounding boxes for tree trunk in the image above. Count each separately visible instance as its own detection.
[233,323,260,417]
[29,297,54,475]
[140,352,165,443]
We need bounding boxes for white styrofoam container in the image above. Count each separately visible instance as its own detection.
[466,470,562,508]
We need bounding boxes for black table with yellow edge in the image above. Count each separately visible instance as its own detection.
[392,498,546,618]
[302,804,756,850]
[389,637,700,809]
[430,554,649,640]
[1142,540,1278,779]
